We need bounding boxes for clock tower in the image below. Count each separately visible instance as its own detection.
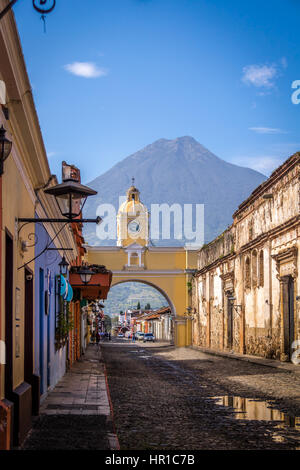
[117,179,149,249]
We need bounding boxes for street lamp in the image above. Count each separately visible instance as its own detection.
[0,125,12,176]
[59,256,69,276]
[78,265,94,285]
[17,175,101,271]
[19,178,101,225]
[44,180,97,220]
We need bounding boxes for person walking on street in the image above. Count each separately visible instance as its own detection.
[91,331,96,345]
[96,331,101,351]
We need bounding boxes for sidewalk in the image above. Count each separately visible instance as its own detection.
[190,345,300,375]
[22,345,119,450]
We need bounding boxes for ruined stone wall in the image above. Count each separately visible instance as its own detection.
[198,227,234,270]
[296,239,300,349]
[209,267,224,350]
[234,159,299,251]
[193,154,300,361]
[191,276,201,346]
[192,275,208,347]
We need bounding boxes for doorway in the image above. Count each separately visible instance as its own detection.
[39,268,44,394]
[282,276,295,361]
[24,268,33,386]
[227,296,233,350]
[5,232,13,398]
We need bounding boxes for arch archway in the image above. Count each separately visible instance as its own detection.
[107,279,175,343]
[87,244,198,347]
[110,279,176,316]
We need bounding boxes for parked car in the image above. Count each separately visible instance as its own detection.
[136,332,145,341]
[143,333,155,342]
[118,333,124,338]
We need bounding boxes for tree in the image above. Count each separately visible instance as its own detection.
[103,315,112,332]
[145,303,151,310]
[136,301,141,310]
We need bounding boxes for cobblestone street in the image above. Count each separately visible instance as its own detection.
[102,339,300,450]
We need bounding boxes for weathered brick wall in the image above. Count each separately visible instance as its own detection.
[192,276,208,347]
[245,321,281,360]
[210,305,223,350]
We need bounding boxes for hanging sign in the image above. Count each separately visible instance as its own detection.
[60,274,67,296]
[65,282,73,302]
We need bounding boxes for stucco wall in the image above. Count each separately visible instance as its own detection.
[193,154,299,361]
[1,135,36,395]
[34,219,66,396]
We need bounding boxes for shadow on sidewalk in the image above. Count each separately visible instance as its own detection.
[21,345,116,450]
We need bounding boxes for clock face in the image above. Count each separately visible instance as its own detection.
[128,220,141,235]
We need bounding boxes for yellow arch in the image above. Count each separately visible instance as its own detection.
[87,246,198,346]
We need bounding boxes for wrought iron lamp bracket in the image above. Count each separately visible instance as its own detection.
[18,216,101,235]
[0,0,56,21]
[16,216,101,270]
[232,305,242,315]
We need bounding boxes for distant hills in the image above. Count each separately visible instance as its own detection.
[103,282,167,316]
[83,136,266,246]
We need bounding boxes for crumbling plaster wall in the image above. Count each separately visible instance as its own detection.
[193,155,299,360]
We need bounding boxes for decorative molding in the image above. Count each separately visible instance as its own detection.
[112,269,184,276]
[147,246,186,252]
[272,246,298,279]
[123,264,145,271]
[220,271,234,292]
[86,245,122,252]
[238,215,299,255]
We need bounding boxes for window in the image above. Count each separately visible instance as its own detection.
[252,250,258,287]
[245,256,250,289]
[202,276,206,299]
[259,250,264,287]
[209,274,214,299]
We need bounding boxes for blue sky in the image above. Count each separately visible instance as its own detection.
[13,0,300,183]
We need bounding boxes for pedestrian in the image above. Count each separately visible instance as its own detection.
[132,332,136,343]
[108,332,111,341]
[96,331,101,351]
[91,331,96,345]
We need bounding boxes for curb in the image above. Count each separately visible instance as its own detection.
[190,346,300,374]
[101,350,120,451]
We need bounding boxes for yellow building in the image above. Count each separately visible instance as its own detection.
[0,3,78,448]
[87,181,198,347]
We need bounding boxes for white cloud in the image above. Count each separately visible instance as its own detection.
[231,155,283,175]
[230,142,300,175]
[280,57,288,69]
[64,62,108,78]
[249,127,287,135]
[242,64,277,88]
